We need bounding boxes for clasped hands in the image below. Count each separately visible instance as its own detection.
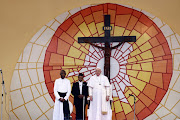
[78,94,84,99]
[59,98,65,102]
[90,96,110,101]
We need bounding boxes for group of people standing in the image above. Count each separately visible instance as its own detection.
[53,67,112,120]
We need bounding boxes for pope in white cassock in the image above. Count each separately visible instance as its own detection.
[53,70,71,120]
[88,67,112,120]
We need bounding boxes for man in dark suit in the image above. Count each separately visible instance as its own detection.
[72,73,88,120]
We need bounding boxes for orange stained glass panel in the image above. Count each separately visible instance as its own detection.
[132,10,142,18]
[149,37,160,47]
[108,3,117,10]
[93,11,104,23]
[50,70,61,82]
[50,93,55,101]
[162,42,171,55]
[152,60,167,73]
[155,88,166,104]
[148,102,158,112]
[44,71,51,83]
[151,45,165,57]
[72,14,84,26]
[66,23,79,37]
[81,8,92,17]
[156,33,166,44]
[143,84,157,100]
[138,93,153,107]
[59,32,74,45]
[49,53,64,66]
[115,112,126,120]
[44,51,51,66]
[108,9,116,24]
[54,27,63,37]
[112,112,116,120]
[146,25,159,37]
[167,60,173,73]
[134,100,146,114]
[139,14,153,27]
[137,107,152,120]
[44,66,53,71]
[84,14,94,25]
[57,39,71,55]
[134,21,148,34]
[115,14,131,27]
[103,4,108,13]
[126,111,138,120]
[46,82,54,94]
[116,5,133,14]
[91,4,103,12]
[60,18,73,31]
[163,73,172,90]
[150,73,163,88]
[126,16,138,31]
[47,35,58,53]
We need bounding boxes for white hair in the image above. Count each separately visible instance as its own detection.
[96,67,101,70]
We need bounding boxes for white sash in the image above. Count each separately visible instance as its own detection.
[102,87,108,114]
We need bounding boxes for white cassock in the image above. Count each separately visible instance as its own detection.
[87,74,112,120]
[53,78,71,120]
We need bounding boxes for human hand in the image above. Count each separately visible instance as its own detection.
[78,95,84,99]
[90,96,93,101]
[59,98,65,102]
[106,96,109,101]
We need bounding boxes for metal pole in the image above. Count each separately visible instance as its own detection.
[1,84,3,120]
[83,96,85,120]
[0,70,6,120]
[129,94,136,120]
[133,96,136,120]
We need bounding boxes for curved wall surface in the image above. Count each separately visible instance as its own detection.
[10,3,180,120]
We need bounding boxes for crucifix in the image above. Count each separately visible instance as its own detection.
[78,15,136,80]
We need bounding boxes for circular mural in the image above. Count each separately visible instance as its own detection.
[43,3,172,120]
[9,3,180,120]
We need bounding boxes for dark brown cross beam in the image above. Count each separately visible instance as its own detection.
[78,15,136,80]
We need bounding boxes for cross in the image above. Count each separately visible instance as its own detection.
[78,15,136,80]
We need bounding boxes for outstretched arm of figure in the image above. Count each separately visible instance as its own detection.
[110,42,124,49]
[84,40,105,50]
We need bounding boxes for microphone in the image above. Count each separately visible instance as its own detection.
[129,94,134,96]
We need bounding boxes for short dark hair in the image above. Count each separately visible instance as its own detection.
[60,70,66,74]
[78,73,84,77]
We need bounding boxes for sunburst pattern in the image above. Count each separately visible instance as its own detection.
[44,3,173,119]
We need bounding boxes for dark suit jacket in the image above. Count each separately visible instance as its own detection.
[71,81,88,106]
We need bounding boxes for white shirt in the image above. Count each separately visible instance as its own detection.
[88,74,110,96]
[54,78,71,100]
[79,81,83,94]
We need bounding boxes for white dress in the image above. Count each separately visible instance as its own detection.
[53,78,71,120]
[87,75,112,120]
